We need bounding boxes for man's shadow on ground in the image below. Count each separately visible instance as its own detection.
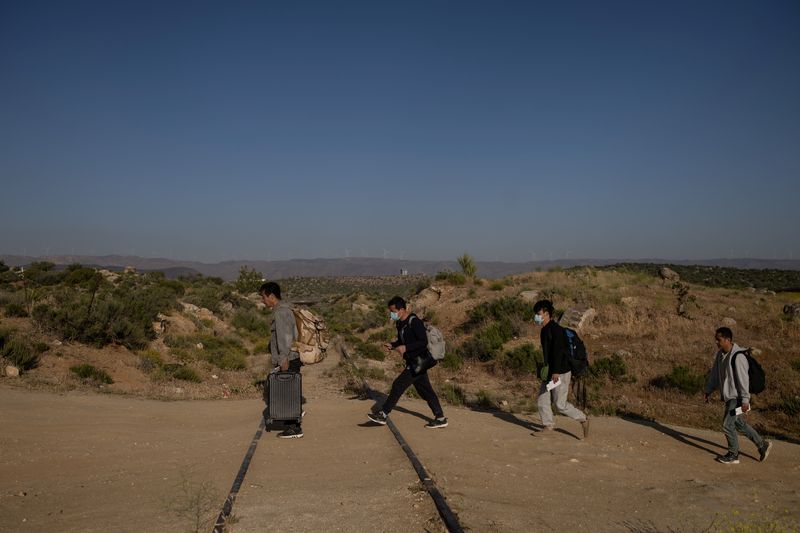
[619,413,758,460]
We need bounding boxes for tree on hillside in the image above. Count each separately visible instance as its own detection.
[458,253,477,281]
[234,266,264,294]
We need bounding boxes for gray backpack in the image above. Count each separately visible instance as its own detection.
[409,316,446,361]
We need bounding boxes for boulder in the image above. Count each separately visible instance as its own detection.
[351,302,372,313]
[412,287,442,309]
[98,269,120,283]
[620,297,638,307]
[5,366,20,378]
[518,290,539,303]
[559,307,596,330]
[721,317,737,327]
[181,302,200,313]
[614,350,632,358]
[220,301,234,314]
[659,267,680,283]
[751,348,763,357]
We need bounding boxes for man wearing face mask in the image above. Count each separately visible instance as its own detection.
[533,299,589,438]
[367,296,448,428]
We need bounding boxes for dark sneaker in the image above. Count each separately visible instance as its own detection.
[425,417,448,429]
[716,452,740,464]
[759,440,773,462]
[367,411,388,425]
[278,427,303,439]
[581,418,590,439]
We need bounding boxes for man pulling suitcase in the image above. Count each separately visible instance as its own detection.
[260,282,304,439]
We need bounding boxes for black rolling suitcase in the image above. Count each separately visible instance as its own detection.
[264,372,302,427]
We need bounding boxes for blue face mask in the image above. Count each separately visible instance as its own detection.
[534,314,544,325]
[390,311,400,321]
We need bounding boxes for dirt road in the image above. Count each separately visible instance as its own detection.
[2,350,799,532]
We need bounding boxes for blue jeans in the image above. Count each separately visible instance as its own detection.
[722,399,763,454]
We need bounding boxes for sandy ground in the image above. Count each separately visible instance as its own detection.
[2,350,799,533]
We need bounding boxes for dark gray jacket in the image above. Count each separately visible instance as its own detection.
[269,300,299,366]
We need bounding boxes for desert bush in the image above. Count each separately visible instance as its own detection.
[462,296,535,330]
[441,350,463,371]
[475,389,496,409]
[33,342,50,353]
[233,266,264,294]
[435,271,467,286]
[457,253,477,280]
[232,308,270,336]
[0,328,11,351]
[70,364,113,384]
[4,302,28,317]
[590,354,628,381]
[489,281,504,291]
[355,341,385,361]
[791,359,800,373]
[776,395,800,417]
[1,337,40,371]
[502,343,543,375]
[204,350,247,370]
[349,364,386,381]
[367,326,395,343]
[468,288,477,298]
[440,382,466,405]
[33,273,182,349]
[171,366,202,382]
[138,350,164,373]
[650,365,706,395]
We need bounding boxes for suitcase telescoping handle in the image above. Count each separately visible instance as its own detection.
[274,372,296,383]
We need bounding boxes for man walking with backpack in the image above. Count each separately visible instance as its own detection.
[533,300,589,438]
[367,296,448,429]
[704,327,772,464]
[260,281,304,439]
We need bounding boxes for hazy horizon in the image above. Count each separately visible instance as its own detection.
[2,1,798,263]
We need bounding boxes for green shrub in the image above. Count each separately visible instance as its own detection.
[70,364,113,384]
[440,382,466,405]
[33,342,50,354]
[33,274,182,349]
[233,266,264,295]
[204,350,247,371]
[232,308,269,336]
[489,281,504,291]
[2,337,40,371]
[4,302,28,317]
[462,296,535,331]
[138,350,164,373]
[441,350,463,371]
[356,341,385,361]
[435,271,467,286]
[457,253,477,280]
[475,389,496,409]
[502,343,542,375]
[791,359,800,373]
[172,366,202,383]
[777,395,800,417]
[650,365,705,394]
[367,327,395,343]
[590,354,628,381]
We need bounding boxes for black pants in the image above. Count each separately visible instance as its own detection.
[382,366,444,419]
[263,359,302,429]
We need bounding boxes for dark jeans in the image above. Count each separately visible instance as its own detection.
[263,359,302,429]
[382,366,444,419]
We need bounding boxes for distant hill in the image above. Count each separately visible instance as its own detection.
[2,254,799,280]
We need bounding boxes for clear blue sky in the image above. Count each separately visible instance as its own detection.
[1,0,798,262]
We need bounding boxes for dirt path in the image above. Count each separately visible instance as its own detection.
[2,348,799,532]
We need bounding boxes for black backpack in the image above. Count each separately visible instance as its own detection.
[732,349,766,395]
[564,327,589,378]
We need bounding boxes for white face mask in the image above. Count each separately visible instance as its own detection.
[390,311,400,321]
[534,314,544,325]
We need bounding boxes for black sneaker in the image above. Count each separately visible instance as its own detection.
[425,417,448,429]
[716,452,740,464]
[278,427,303,439]
[368,411,388,425]
[759,440,773,462]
